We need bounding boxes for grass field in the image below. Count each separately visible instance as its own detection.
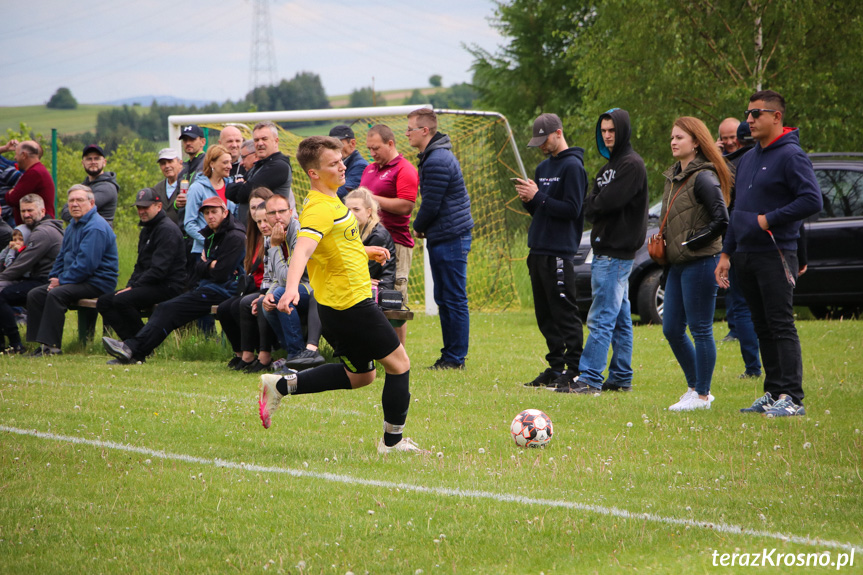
[0,105,124,137]
[1,311,861,573]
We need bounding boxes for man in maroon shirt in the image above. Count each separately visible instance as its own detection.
[360,124,418,344]
[6,141,56,224]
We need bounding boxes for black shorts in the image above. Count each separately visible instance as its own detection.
[318,298,401,374]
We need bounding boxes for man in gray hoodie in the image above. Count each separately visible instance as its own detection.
[0,194,64,352]
[61,145,119,226]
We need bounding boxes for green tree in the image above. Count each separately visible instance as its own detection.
[467,0,594,130]
[429,74,443,87]
[404,89,430,105]
[572,0,863,196]
[349,87,386,108]
[428,83,479,110]
[46,87,78,110]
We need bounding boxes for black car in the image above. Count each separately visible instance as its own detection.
[573,153,863,322]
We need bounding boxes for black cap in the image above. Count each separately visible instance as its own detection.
[179,125,205,140]
[737,121,754,145]
[528,113,563,147]
[82,144,105,157]
[134,188,163,207]
[329,124,355,140]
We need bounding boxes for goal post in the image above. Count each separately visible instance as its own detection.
[168,105,532,314]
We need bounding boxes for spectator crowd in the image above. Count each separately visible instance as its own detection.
[1,91,821,423]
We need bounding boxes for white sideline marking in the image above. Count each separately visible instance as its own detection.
[3,425,861,554]
[4,376,365,417]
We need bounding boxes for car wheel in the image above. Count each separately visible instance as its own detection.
[637,268,664,324]
[809,305,861,320]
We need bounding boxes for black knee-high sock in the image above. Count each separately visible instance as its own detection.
[284,363,352,395]
[381,370,410,447]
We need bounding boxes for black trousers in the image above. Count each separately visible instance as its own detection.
[0,279,44,344]
[527,253,583,372]
[124,288,229,360]
[27,282,102,348]
[217,291,276,353]
[97,285,183,341]
[732,250,804,404]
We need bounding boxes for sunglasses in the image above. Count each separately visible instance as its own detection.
[743,108,778,119]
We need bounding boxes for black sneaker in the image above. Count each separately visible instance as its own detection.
[284,348,326,370]
[546,370,575,391]
[720,333,738,343]
[428,358,465,370]
[555,377,601,395]
[243,359,273,373]
[523,368,560,388]
[740,392,774,413]
[738,371,762,379]
[102,337,131,364]
[763,394,806,418]
[601,381,632,392]
[227,356,244,369]
[3,343,27,355]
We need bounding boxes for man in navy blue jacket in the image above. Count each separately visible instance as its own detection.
[715,90,822,417]
[329,124,369,201]
[407,108,474,369]
[514,113,588,390]
[26,184,118,356]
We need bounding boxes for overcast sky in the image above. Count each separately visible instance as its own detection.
[1,0,504,107]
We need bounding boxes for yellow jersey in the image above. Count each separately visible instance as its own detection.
[298,189,371,310]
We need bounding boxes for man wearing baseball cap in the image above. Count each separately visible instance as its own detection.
[329,124,368,200]
[513,112,587,390]
[97,188,187,348]
[178,125,206,183]
[59,144,119,227]
[103,195,246,364]
[152,147,187,228]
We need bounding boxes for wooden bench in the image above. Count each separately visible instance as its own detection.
[73,298,414,343]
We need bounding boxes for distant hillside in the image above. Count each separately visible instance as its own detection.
[99,95,216,108]
[0,104,119,136]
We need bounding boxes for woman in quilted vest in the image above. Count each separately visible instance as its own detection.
[660,117,731,412]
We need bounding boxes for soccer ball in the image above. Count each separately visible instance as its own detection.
[510,409,553,448]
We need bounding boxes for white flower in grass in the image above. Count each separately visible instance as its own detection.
[803,442,812,449]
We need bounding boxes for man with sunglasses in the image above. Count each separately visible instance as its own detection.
[715,90,822,417]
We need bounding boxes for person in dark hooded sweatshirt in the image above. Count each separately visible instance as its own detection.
[514,113,587,390]
[716,90,822,417]
[60,145,119,227]
[558,108,649,394]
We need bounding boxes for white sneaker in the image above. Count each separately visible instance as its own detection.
[668,389,697,411]
[669,390,715,411]
[258,374,285,429]
[673,394,712,411]
[377,437,430,455]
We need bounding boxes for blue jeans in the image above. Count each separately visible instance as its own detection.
[725,266,761,375]
[262,285,311,355]
[662,255,719,397]
[578,256,634,389]
[427,234,471,364]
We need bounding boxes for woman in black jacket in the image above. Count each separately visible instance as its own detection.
[345,187,396,291]
[660,116,730,412]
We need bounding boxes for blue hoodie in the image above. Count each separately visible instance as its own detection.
[50,206,118,293]
[723,128,821,253]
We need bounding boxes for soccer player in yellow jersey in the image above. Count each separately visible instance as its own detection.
[258,136,427,454]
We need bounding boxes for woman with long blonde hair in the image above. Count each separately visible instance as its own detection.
[345,187,396,289]
[660,116,730,412]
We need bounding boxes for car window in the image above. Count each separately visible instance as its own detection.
[815,168,863,218]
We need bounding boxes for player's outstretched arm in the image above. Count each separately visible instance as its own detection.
[278,236,317,314]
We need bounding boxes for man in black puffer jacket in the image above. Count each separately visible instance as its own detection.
[97,188,187,341]
[407,108,474,370]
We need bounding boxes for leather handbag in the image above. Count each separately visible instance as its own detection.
[648,175,691,266]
